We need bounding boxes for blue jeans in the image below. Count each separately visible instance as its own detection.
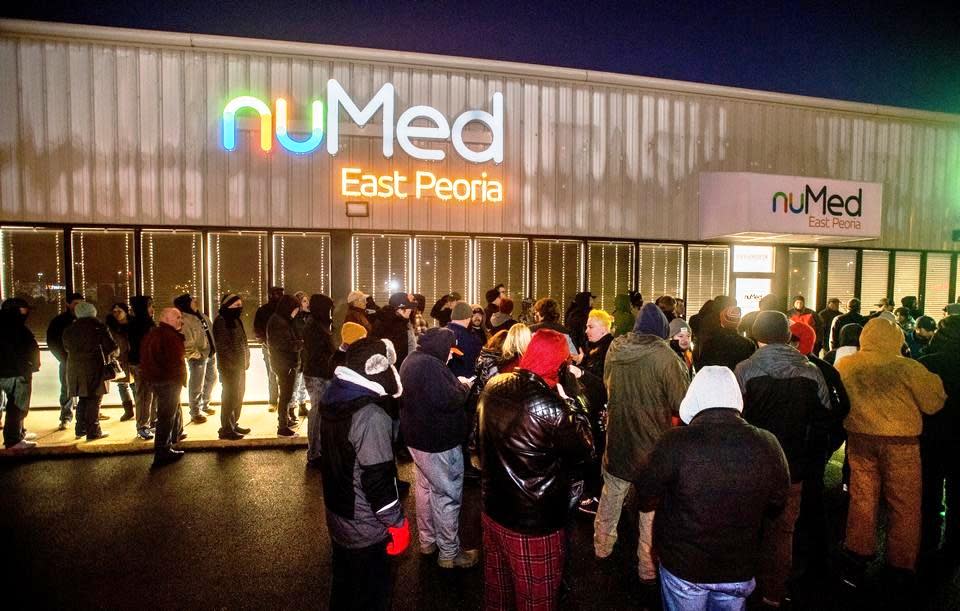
[292,371,308,405]
[187,356,217,417]
[58,359,75,424]
[0,376,31,447]
[409,446,465,561]
[262,345,278,406]
[116,381,134,405]
[659,564,755,611]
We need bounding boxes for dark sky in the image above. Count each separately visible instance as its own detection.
[4,1,960,113]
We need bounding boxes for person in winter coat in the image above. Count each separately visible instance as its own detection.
[564,291,595,352]
[468,305,488,347]
[140,308,188,466]
[636,366,791,610]
[838,318,946,577]
[212,294,250,441]
[817,298,842,351]
[668,318,694,377]
[291,291,311,418]
[690,295,736,370]
[319,337,408,610]
[699,306,756,371]
[905,315,936,359]
[445,302,482,378]
[787,295,823,353]
[412,294,430,338]
[63,302,118,441]
[734,311,833,607]
[47,291,84,429]
[488,298,517,335]
[429,292,462,327]
[105,302,135,421]
[0,298,41,449]
[918,315,960,565]
[303,294,336,464]
[254,286,284,411]
[267,294,303,437]
[344,290,373,333]
[655,295,679,323]
[594,303,690,585]
[824,323,863,366]
[330,322,368,373]
[500,323,531,373]
[127,296,156,440]
[174,294,217,424]
[611,293,636,337]
[372,293,417,369]
[529,298,572,338]
[739,294,781,339]
[399,328,477,568]
[830,298,867,351]
[478,329,594,610]
[483,284,506,330]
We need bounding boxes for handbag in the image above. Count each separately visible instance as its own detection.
[100,344,125,382]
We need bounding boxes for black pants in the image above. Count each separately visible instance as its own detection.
[218,368,246,433]
[796,456,829,570]
[76,395,103,438]
[153,382,184,455]
[330,539,391,611]
[275,368,296,430]
[921,438,960,558]
[0,376,31,447]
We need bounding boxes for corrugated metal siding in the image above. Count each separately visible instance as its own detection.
[1,34,959,251]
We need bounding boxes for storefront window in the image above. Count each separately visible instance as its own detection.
[532,239,583,311]
[860,250,890,315]
[352,234,410,306]
[788,248,818,305]
[72,229,135,317]
[0,227,65,340]
[826,249,857,308]
[141,230,203,314]
[414,236,469,322]
[923,252,952,316]
[686,245,729,316]
[637,243,683,305]
[586,241,634,312]
[475,237,529,306]
[208,232,267,337]
[273,233,331,297]
[892,251,921,305]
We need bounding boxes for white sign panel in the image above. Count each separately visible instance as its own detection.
[699,172,883,239]
[733,245,775,273]
[736,277,772,314]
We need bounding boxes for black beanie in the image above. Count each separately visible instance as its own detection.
[751,311,792,344]
[485,287,500,304]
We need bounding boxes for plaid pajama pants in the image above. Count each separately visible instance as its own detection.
[482,513,565,611]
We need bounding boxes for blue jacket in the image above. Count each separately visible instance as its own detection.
[446,321,482,378]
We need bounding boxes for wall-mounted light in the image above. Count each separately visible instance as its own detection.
[345,201,369,217]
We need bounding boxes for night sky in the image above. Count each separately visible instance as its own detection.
[3,1,959,114]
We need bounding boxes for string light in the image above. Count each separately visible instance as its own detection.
[77,232,86,298]
[215,234,222,304]
[279,235,286,288]
[191,234,199,296]
[54,231,63,310]
[123,232,131,301]
[148,234,156,297]
[257,234,264,304]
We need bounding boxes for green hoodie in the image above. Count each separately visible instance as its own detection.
[612,294,635,337]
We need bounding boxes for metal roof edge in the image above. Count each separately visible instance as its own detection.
[2,18,959,125]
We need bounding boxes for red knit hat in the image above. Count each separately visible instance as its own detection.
[519,329,570,388]
[790,320,817,356]
[720,306,742,330]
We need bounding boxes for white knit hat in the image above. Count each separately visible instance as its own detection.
[679,366,744,424]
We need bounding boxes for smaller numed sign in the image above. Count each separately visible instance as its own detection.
[699,172,883,240]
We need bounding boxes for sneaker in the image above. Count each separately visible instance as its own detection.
[420,543,438,555]
[98,413,110,421]
[203,407,217,415]
[438,549,480,569]
[86,431,110,441]
[288,417,300,428]
[7,439,37,450]
[190,414,208,424]
[578,496,600,515]
[218,430,244,441]
[234,425,251,435]
[137,428,154,441]
[277,427,298,437]
[23,432,38,441]
[152,449,184,466]
[267,404,278,413]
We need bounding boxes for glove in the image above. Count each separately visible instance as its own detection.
[385,518,410,556]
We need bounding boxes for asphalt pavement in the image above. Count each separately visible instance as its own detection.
[1,448,957,610]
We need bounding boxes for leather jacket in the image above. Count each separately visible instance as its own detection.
[478,369,594,535]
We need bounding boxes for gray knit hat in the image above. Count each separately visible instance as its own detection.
[74,301,97,319]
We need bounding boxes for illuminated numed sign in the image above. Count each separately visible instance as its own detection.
[222,80,504,163]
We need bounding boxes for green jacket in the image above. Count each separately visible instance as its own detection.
[612,295,635,337]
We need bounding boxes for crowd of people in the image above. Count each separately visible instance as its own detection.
[0,282,958,610]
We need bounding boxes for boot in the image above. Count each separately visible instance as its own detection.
[298,402,309,418]
[120,401,135,422]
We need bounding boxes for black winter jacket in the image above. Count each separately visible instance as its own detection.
[735,344,833,482]
[372,306,413,367]
[127,297,155,366]
[0,309,40,379]
[213,312,249,373]
[253,298,280,343]
[636,408,790,584]
[302,318,336,379]
[266,313,302,374]
[699,327,756,372]
[919,332,960,444]
[478,370,594,534]
[46,310,75,362]
[399,336,470,453]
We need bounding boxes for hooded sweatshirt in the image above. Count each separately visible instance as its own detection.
[399,328,470,452]
[603,304,690,481]
[127,296,155,366]
[302,294,336,379]
[611,294,635,337]
[174,294,215,360]
[839,318,945,438]
[564,291,593,351]
[919,316,960,443]
[0,299,40,379]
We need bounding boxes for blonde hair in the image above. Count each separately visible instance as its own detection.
[588,309,614,330]
[502,323,532,360]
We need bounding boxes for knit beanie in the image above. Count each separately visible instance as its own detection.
[173,293,193,313]
[74,301,97,319]
[668,318,690,339]
[451,302,473,321]
[340,321,368,346]
[498,297,515,315]
[679,366,744,424]
[720,306,742,330]
[789,320,817,356]
[751,311,791,344]
[633,303,669,339]
[220,293,241,308]
[344,337,402,397]
[485,287,501,304]
[518,329,570,388]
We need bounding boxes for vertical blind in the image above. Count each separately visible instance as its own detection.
[636,243,684,305]
[141,230,203,315]
[474,237,529,306]
[860,250,890,313]
[686,245,729,316]
[892,252,921,304]
[923,252,952,316]
[586,241,635,312]
[414,236,470,320]
[273,233,331,298]
[825,249,857,307]
[71,229,135,319]
[532,239,584,310]
[787,248,819,305]
[351,234,410,306]
[208,232,267,336]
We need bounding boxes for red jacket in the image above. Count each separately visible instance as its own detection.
[139,322,187,386]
